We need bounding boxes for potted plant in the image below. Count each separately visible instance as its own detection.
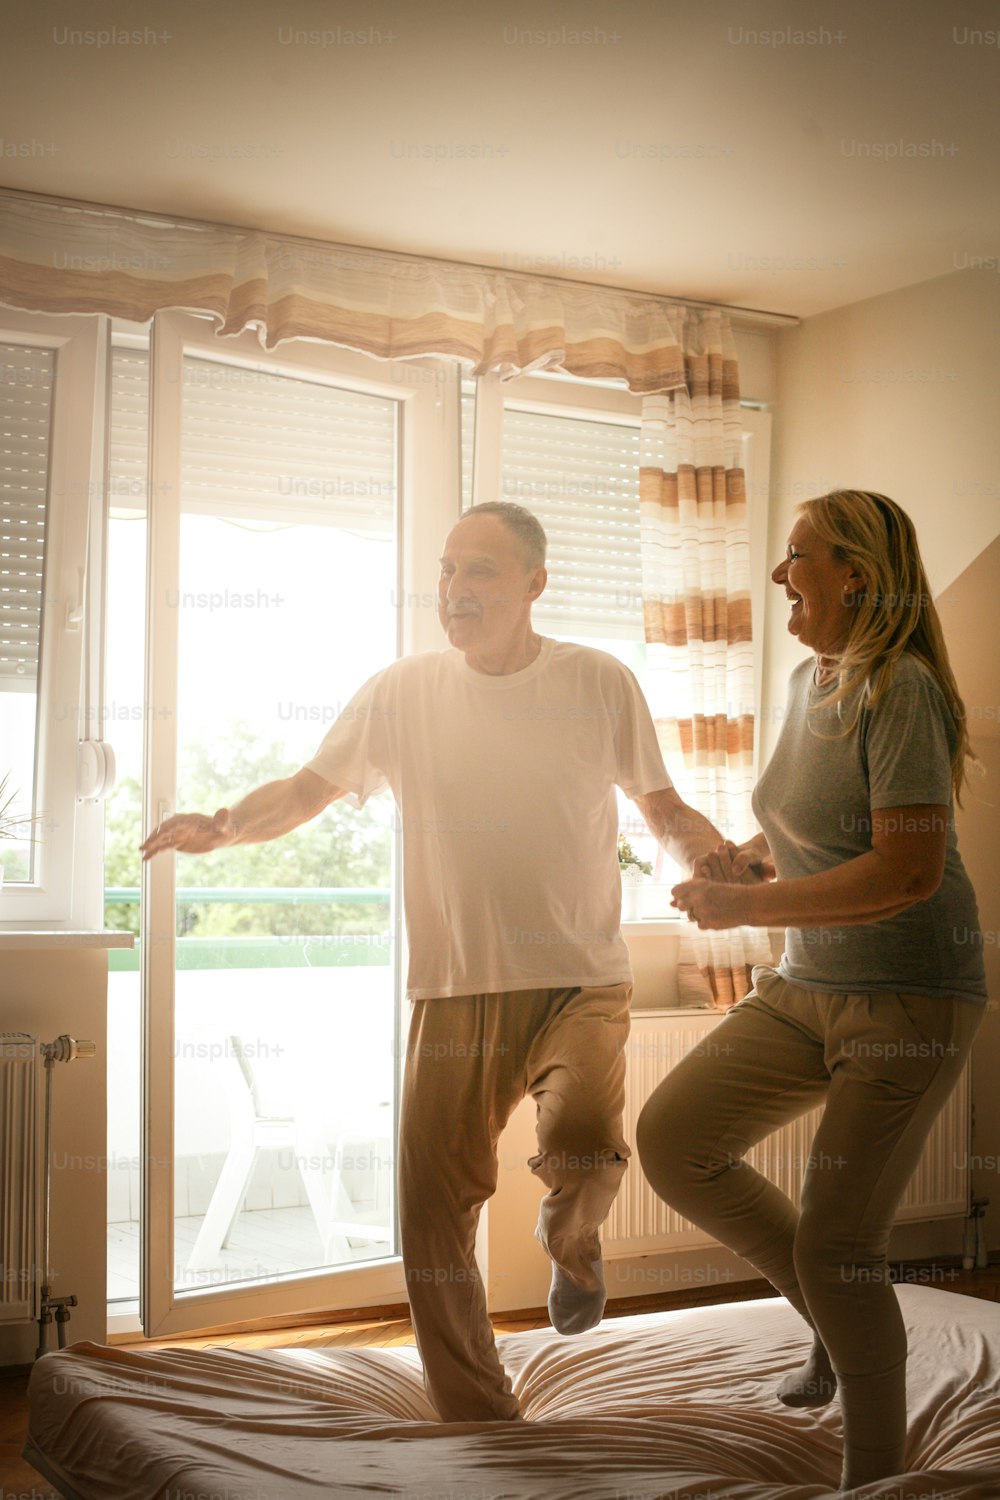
[0,773,39,889]
[617,833,652,921]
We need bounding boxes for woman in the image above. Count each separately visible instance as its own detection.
[636,490,987,1492]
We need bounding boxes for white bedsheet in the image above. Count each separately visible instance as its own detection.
[25,1285,1000,1499]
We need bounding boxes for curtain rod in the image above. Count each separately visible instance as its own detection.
[0,183,801,331]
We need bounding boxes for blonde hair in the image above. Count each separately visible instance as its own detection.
[799,489,975,802]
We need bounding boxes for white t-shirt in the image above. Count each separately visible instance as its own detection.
[305,638,673,999]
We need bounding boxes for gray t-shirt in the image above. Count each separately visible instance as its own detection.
[753,653,987,1004]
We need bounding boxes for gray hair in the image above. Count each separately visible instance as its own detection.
[459,501,547,568]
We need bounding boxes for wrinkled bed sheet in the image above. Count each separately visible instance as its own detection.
[25,1285,1000,1499]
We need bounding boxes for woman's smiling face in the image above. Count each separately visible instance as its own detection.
[771,516,863,655]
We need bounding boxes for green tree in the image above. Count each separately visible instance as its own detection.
[103,722,391,938]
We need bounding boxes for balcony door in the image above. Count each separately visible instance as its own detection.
[141,312,453,1336]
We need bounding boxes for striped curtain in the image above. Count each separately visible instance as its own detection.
[639,309,770,1008]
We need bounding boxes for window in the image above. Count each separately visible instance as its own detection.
[101,312,456,1337]
[0,314,105,928]
[501,405,642,640]
[4,300,769,1328]
[463,373,771,912]
[0,341,53,883]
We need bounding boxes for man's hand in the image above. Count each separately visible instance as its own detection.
[139,769,345,862]
[694,836,775,885]
[141,809,234,861]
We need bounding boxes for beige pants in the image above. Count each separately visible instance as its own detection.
[636,965,983,1486]
[398,983,631,1421]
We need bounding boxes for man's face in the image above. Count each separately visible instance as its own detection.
[437,513,545,660]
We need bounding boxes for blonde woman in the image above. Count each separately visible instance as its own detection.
[637,491,987,1492]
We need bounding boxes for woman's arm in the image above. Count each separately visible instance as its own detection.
[672,804,947,929]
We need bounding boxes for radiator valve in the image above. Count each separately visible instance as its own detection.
[41,1036,96,1064]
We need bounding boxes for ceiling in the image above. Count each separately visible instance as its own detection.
[3,0,1000,320]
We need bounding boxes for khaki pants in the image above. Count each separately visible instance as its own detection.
[398,983,631,1422]
[637,965,983,1484]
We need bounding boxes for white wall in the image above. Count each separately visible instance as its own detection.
[764,266,1000,758]
[937,542,1000,1249]
[767,265,1000,1256]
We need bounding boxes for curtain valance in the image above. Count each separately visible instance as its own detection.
[0,190,739,394]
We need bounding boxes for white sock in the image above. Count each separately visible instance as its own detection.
[548,1258,606,1336]
[777,1336,838,1408]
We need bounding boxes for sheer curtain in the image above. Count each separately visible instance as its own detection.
[639,309,770,1008]
[1,188,771,1003]
[0,189,691,393]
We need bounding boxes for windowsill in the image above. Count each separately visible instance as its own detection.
[620,917,684,937]
[623,920,787,941]
[0,930,136,950]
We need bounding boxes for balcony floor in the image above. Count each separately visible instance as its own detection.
[108,1206,389,1302]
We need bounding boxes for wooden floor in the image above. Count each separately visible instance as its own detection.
[5,1262,999,1499]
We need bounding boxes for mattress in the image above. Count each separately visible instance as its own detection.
[24,1284,1000,1499]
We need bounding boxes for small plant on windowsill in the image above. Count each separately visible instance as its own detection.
[0,773,40,888]
[618,833,652,920]
[617,833,653,878]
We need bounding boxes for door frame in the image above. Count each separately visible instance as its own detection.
[141,311,457,1336]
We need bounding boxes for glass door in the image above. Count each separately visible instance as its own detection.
[141,313,451,1336]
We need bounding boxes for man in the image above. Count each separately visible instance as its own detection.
[142,500,726,1423]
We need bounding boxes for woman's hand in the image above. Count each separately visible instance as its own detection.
[692,837,775,884]
[671,878,754,929]
[140,808,233,860]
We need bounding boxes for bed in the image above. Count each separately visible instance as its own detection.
[24,1284,1000,1499]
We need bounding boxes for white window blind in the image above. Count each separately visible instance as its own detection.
[109,346,150,515]
[0,343,54,689]
[460,377,474,511]
[500,406,643,640]
[110,350,397,536]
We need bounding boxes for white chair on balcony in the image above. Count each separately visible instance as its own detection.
[186,1034,393,1272]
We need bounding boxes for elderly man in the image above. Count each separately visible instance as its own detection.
[142,500,725,1423]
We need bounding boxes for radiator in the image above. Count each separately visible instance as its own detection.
[0,1033,40,1325]
[603,1011,970,1256]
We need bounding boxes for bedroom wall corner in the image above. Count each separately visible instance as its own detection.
[766,266,1000,1261]
[939,541,1000,1255]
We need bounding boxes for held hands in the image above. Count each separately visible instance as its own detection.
[670,879,751,930]
[672,838,773,930]
[140,808,234,861]
[690,838,774,885]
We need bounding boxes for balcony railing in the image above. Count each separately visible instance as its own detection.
[104,886,392,971]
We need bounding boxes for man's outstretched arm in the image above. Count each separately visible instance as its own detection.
[140,767,345,860]
[633,787,727,876]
